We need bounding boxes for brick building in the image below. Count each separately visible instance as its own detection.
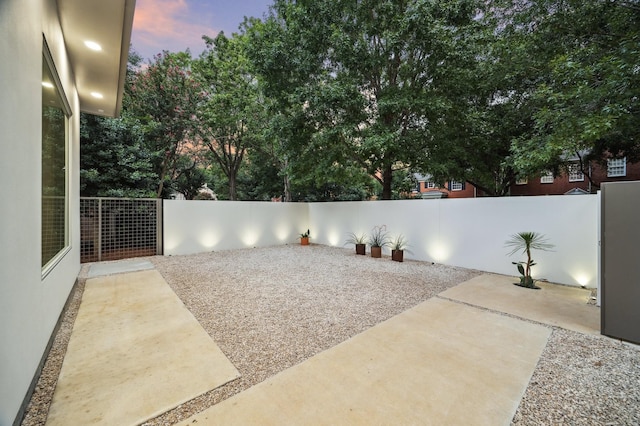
[511,158,640,196]
[415,157,640,198]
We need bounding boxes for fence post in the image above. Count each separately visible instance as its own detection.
[156,199,163,255]
[97,198,102,262]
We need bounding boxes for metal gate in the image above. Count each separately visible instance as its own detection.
[80,197,162,263]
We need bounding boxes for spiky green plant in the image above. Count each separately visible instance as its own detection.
[505,232,554,288]
[345,232,367,245]
[391,234,411,252]
[368,225,390,248]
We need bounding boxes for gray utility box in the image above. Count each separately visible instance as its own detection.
[601,181,640,344]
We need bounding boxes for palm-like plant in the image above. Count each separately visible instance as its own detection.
[505,232,554,288]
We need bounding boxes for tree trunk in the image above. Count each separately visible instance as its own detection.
[282,158,292,202]
[283,174,292,202]
[381,164,393,200]
[229,170,237,201]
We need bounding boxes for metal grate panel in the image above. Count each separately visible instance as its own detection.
[80,197,162,263]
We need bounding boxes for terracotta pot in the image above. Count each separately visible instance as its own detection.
[371,246,382,258]
[300,237,309,246]
[392,249,404,262]
[355,243,366,255]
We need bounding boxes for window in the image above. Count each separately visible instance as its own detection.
[568,163,584,182]
[425,181,436,189]
[450,181,463,191]
[540,171,554,184]
[607,157,626,177]
[42,43,71,273]
[515,178,528,185]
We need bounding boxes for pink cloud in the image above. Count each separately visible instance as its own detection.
[132,0,219,58]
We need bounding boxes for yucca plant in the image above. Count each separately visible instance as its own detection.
[505,232,554,288]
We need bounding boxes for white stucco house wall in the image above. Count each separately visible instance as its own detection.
[0,1,135,424]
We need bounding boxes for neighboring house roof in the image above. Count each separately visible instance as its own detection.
[564,188,590,195]
[414,173,433,182]
[57,0,136,117]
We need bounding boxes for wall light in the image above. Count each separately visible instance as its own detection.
[199,231,220,250]
[84,41,102,51]
[241,227,261,247]
[42,82,54,89]
[428,241,451,263]
[274,223,291,242]
[573,273,591,288]
[90,92,104,99]
[327,229,340,246]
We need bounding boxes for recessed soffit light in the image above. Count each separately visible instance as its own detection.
[90,92,104,99]
[42,82,54,89]
[84,40,102,51]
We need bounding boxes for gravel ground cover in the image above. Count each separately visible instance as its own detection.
[20,245,640,425]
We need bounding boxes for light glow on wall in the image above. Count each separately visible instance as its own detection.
[199,230,220,250]
[572,272,592,288]
[428,241,451,263]
[241,227,261,247]
[327,229,340,246]
[164,235,183,253]
[274,223,291,242]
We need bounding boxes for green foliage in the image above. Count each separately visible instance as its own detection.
[391,235,411,252]
[501,0,640,177]
[505,232,554,288]
[80,113,157,198]
[170,155,207,200]
[300,229,310,238]
[345,232,367,246]
[194,32,268,201]
[127,51,203,198]
[368,225,391,248]
[247,0,487,199]
[83,2,640,201]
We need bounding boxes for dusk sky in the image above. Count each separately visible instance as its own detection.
[131,0,273,61]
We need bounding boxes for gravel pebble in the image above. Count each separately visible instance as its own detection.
[20,245,640,425]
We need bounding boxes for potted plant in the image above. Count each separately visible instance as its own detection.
[345,232,367,255]
[391,234,410,262]
[505,231,554,289]
[300,229,310,246]
[368,225,390,258]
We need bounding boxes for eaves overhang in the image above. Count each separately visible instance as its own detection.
[57,0,136,117]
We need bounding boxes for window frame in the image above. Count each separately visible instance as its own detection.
[568,163,584,182]
[607,157,627,177]
[450,181,463,191]
[540,171,554,184]
[42,38,72,278]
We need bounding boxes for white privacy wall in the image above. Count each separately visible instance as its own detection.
[163,200,309,255]
[164,195,599,287]
[308,195,599,287]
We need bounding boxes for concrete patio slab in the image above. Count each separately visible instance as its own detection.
[177,298,551,425]
[439,274,600,335]
[46,269,239,426]
[88,258,154,278]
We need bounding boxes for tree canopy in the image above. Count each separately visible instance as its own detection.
[81,0,640,200]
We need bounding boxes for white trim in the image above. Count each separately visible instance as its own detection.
[607,157,626,177]
[540,171,554,184]
[450,181,463,191]
[568,163,584,182]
